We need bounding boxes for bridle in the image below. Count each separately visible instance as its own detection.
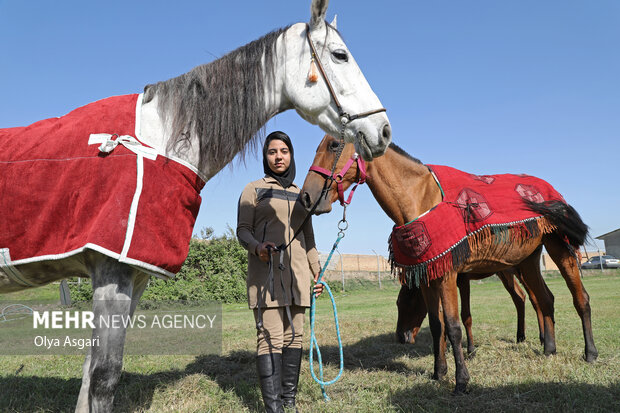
[278,24,384,241]
[305,24,387,131]
[303,22,382,207]
[309,151,367,206]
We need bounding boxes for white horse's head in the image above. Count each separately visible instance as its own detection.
[279,0,391,160]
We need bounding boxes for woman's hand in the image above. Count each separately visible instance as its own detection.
[313,282,324,298]
[255,241,277,262]
[313,269,324,298]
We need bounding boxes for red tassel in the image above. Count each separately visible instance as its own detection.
[427,252,453,282]
[308,58,319,83]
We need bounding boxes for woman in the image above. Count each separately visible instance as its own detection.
[237,131,323,413]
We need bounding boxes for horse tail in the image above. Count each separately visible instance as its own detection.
[524,200,589,248]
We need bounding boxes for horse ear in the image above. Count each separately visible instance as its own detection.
[330,14,337,29]
[310,0,329,30]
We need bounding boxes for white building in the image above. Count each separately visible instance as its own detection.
[596,228,620,258]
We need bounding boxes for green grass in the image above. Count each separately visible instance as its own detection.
[1,272,619,412]
[2,282,62,302]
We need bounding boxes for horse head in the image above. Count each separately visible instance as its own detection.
[300,134,364,214]
[395,284,427,344]
[281,0,391,160]
[144,0,391,176]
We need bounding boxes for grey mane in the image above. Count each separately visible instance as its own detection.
[143,26,290,171]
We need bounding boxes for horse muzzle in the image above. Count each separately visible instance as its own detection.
[301,190,333,215]
[396,329,414,344]
[355,122,391,161]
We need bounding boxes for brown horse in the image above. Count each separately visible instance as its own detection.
[300,135,597,394]
[397,268,552,355]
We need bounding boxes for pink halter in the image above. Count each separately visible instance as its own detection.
[309,152,368,206]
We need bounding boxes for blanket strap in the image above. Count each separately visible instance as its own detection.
[88,133,158,160]
[0,248,37,287]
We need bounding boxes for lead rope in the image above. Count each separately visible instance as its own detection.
[309,208,348,401]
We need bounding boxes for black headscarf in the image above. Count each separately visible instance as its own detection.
[263,131,296,188]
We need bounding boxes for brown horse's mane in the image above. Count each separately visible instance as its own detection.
[389,142,422,165]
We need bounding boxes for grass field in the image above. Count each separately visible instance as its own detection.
[1,271,619,412]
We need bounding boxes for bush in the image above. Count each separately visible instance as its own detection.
[67,279,94,302]
[68,227,248,303]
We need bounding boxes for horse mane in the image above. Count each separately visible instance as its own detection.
[389,142,422,165]
[143,26,290,172]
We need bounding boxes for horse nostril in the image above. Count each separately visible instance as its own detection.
[303,192,312,209]
[381,124,391,143]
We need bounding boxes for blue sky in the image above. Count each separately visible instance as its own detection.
[1,0,618,256]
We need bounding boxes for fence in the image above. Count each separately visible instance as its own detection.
[318,252,392,291]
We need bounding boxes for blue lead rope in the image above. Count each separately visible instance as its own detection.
[309,233,345,401]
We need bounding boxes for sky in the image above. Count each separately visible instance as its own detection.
[1,0,618,257]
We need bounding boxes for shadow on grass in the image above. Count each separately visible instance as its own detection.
[0,327,575,412]
[0,328,432,412]
[0,350,262,413]
[0,375,82,412]
[388,381,620,412]
[307,328,435,376]
[111,350,263,412]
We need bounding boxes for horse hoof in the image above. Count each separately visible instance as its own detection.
[517,334,526,343]
[584,352,598,363]
[432,372,445,381]
[432,367,447,381]
[466,347,477,360]
[452,383,468,395]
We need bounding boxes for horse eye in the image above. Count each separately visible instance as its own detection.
[329,141,341,152]
[331,49,348,63]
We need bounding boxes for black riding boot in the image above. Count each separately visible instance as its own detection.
[257,353,284,413]
[281,347,302,412]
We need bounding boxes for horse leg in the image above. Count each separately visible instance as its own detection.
[420,282,448,381]
[439,272,469,394]
[75,255,141,413]
[456,274,475,355]
[128,272,150,314]
[75,271,149,412]
[497,269,527,343]
[514,271,549,345]
[517,247,557,356]
[544,235,598,362]
[75,349,92,412]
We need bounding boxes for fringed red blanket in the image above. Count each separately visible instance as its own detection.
[0,94,204,283]
[389,165,562,287]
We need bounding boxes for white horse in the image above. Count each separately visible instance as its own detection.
[0,0,391,411]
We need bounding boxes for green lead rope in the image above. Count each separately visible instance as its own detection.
[309,233,345,401]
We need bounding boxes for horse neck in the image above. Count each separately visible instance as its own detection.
[143,27,290,181]
[366,149,442,227]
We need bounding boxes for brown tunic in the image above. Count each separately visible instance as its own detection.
[237,176,321,308]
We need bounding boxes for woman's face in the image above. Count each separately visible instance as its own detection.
[266,139,291,174]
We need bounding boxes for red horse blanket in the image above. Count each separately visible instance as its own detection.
[389,165,562,287]
[0,94,204,283]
